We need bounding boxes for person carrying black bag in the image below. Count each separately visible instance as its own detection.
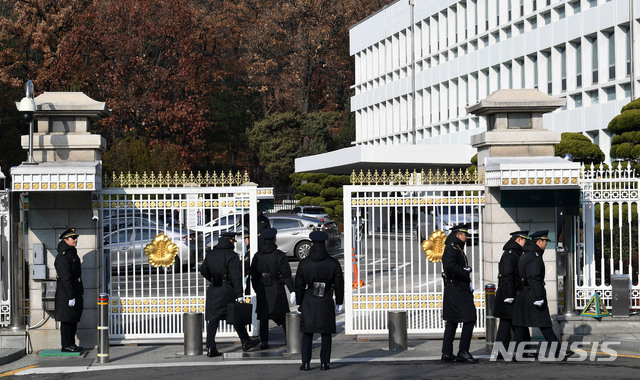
[440,223,478,364]
[250,228,296,349]
[200,232,259,357]
[295,231,344,371]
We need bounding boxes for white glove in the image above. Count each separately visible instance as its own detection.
[533,299,544,307]
[236,297,245,303]
[68,298,76,307]
[463,267,472,272]
[336,304,343,312]
[290,292,296,304]
[504,298,514,304]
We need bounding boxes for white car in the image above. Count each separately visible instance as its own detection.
[190,213,245,235]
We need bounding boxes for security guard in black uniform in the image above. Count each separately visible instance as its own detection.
[250,227,296,349]
[440,223,478,364]
[54,228,84,352]
[512,230,573,358]
[494,230,531,352]
[200,232,259,357]
[295,231,344,371]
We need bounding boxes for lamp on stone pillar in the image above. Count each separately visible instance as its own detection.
[17,80,36,165]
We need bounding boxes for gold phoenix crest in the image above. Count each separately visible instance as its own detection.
[422,230,447,263]
[144,234,179,267]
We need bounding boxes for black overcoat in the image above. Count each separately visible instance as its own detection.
[441,234,476,323]
[295,244,344,334]
[54,240,84,323]
[512,240,553,328]
[493,238,524,319]
[200,239,243,321]
[250,239,295,320]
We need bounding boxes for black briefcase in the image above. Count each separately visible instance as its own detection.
[226,301,253,325]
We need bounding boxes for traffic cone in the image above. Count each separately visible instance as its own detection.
[352,248,365,288]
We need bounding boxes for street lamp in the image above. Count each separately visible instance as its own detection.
[17,80,36,164]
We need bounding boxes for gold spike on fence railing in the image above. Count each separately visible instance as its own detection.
[349,168,483,185]
[104,170,252,187]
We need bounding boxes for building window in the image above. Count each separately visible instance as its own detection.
[556,6,565,20]
[541,11,551,25]
[560,47,566,92]
[624,26,631,76]
[587,90,599,105]
[605,86,615,102]
[515,21,524,35]
[528,17,537,31]
[575,41,582,88]
[588,0,597,8]
[606,31,615,79]
[545,51,552,94]
[572,93,582,108]
[623,83,631,98]
[589,36,598,84]
[570,0,581,14]
[508,113,533,129]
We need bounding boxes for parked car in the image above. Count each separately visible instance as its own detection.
[291,206,330,222]
[105,226,197,273]
[102,210,158,234]
[264,214,341,260]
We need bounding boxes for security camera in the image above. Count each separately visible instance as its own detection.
[92,209,99,222]
[17,80,36,123]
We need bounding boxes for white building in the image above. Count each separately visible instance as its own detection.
[296,0,638,173]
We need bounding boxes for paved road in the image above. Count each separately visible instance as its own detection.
[4,354,640,379]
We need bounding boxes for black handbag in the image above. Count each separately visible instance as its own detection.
[226,301,253,325]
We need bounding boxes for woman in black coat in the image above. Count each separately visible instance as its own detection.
[200,232,259,357]
[295,231,344,371]
[54,228,84,352]
[250,228,295,349]
[494,231,530,351]
[440,224,477,364]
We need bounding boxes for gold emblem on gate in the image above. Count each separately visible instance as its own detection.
[144,234,179,268]
[422,230,447,263]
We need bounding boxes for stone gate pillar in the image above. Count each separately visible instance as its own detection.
[467,89,579,334]
[10,92,109,350]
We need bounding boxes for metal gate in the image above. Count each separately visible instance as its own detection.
[343,170,485,335]
[575,165,640,310]
[98,172,262,342]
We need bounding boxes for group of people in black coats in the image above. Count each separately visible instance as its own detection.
[441,224,571,364]
[200,226,344,371]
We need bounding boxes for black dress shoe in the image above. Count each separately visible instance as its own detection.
[61,346,82,353]
[260,342,270,350]
[242,338,260,352]
[320,363,331,370]
[441,353,456,362]
[456,350,479,364]
[207,348,222,357]
[299,363,310,371]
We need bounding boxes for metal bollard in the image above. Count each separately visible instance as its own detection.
[388,310,407,352]
[183,312,203,356]
[97,293,110,363]
[485,283,496,352]
[286,312,302,354]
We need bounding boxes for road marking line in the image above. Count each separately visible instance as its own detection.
[575,349,640,359]
[394,263,411,271]
[0,365,40,377]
